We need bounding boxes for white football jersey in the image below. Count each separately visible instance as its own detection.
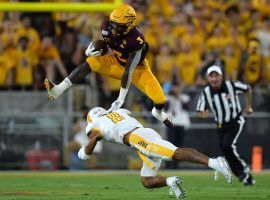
[86,109,143,144]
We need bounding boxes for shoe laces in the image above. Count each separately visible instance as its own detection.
[169,177,186,198]
[215,157,232,183]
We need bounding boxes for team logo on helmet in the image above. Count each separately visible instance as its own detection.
[109,4,136,36]
[87,107,107,123]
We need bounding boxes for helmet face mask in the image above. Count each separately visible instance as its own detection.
[109,21,131,36]
[109,4,136,36]
[87,107,107,123]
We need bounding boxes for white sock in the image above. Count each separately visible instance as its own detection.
[63,77,72,87]
[166,177,173,186]
[58,77,72,92]
[154,107,162,113]
[208,158,218,170]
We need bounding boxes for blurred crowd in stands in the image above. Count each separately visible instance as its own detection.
[1,0,270,92]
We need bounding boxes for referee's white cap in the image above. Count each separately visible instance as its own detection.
[207,65,223,76]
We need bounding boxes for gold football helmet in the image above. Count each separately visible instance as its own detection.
[109,4,136,36]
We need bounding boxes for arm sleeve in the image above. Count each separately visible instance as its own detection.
[196,92,207,112]
[121,48,143,89]
[233,81,249,94]
[117,48,142,102]
[85,123,94,136]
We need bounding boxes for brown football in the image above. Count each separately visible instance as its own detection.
[92,39,108,56]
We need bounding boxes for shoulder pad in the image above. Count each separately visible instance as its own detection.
[85,123,93,136]
[118,108,131,115]
[124,28,145,51]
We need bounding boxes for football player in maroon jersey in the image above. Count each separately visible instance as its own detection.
[45,4,174,128]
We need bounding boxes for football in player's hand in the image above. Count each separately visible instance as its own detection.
[92,39,108,56]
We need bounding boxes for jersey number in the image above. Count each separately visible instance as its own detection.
[137,36,143,44]
[106,112,125,124]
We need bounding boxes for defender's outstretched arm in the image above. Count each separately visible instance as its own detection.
[108,47,143,112]
[78,129,102,160]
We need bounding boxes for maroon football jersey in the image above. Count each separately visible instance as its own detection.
[101,20,148,66]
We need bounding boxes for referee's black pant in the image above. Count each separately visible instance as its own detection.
[217,116,249,179]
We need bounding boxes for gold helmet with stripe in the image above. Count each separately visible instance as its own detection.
[109,4,136,36]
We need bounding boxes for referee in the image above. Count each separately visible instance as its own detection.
[196,65,255,186]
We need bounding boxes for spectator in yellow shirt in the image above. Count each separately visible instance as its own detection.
[0,49,13,89]
[221,44,240,80]
[241,39,263,85]
[13,36,38,90]
[181,22,204,54]
[256,0,270,18]
[159,22,177,52]
[205,8,227,36]
[0,18,18,67]
[228,27,247,56]
[37,36,68,83]
[155,44,175,85]
[171,13,188,38]
[16,15,40,51]
[175,41,201,87]
[206,24,231,54]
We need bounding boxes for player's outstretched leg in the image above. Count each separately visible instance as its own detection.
[135,70,174,128]
[152,106,175,128]
[172,148,232,184]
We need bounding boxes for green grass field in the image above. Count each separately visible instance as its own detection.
[0,170,269,200]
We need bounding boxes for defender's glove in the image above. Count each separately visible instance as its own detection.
[107,87,128,113]
[78,146,91,160]
[107,98,124,113]
[85,42,101,57]
[44,78,72,100]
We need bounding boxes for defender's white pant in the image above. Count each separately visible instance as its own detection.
[128,127,177,177]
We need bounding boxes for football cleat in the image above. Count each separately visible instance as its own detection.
[44,78,56,100]
[151,108,175,128]
[239,173,255,186]
[44,78,54,90]
[167,176,186,199]
[44,78,72,100]
[214,157,232,184]
[44,78,68,100]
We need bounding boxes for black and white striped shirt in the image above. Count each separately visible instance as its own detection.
[196,80,249,124]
